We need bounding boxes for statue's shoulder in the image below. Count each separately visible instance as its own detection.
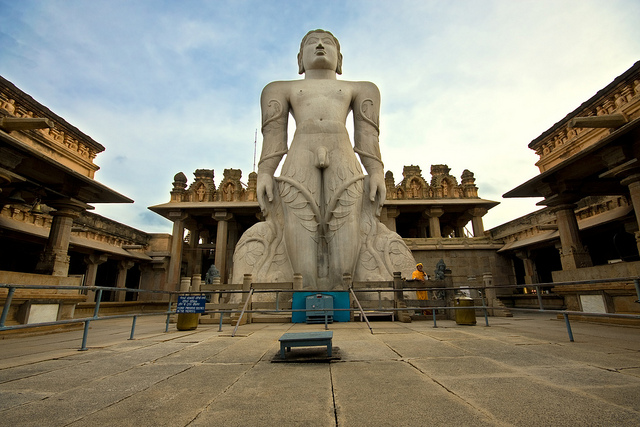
[262,80,296,93]
[349,80,380,97]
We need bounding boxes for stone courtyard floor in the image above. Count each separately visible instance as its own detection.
[1,312,639,426]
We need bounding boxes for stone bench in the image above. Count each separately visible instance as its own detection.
[278,331,333,359]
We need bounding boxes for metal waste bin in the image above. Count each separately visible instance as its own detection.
[177,313,199,330]
[455,297,476,325]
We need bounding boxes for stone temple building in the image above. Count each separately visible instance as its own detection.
[149,164,503,291]
[489,60,640,315]
[0,76,171,325]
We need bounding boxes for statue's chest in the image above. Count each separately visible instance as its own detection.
[290,84,351,109]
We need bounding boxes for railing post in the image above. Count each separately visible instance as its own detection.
[218,311,225,332]
[165,294,173,333]
[80,320,91,351]
[563,312,575,342]
[232,288,254,337]
[634,279,640,303]
[481,288,490,327]
[93,289,103,318]
[129,315,137,340]
[0,286,16,327]
[432,310,437,328]
[349,286,373,334]
[535,285,544,310]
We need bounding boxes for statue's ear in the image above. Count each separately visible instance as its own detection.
[298,52,305,75]
[336,53,343,75]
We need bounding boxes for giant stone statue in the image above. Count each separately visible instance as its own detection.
[232,29,415,289]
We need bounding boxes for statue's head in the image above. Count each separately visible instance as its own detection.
[298,29,343,75]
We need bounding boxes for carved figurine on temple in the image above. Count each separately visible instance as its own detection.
[231,30,415,289]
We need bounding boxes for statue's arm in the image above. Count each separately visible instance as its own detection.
[353,82,385,212]
[257,82,289,211]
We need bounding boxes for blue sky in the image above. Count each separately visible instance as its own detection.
[2,0,639,233]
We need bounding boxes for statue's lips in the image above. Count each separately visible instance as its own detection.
[315,50,326,55]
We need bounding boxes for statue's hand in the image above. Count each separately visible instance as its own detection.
[369,172,386,216]
[257,172,274,214]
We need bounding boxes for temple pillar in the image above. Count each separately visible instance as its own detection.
[552,203,592,270]
[186,226,201,277]
[166,212,187,292]
[84,253,108,302]
[115,260,135,302]
[620,174,640,253]
[213,210,233,284]
[514,250,538,285]
[380,206,399,232]
[35,199,85,276]
[423,207,444,238]
[468,207,488,237]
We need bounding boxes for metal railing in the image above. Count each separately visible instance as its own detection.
[2,276,640,348]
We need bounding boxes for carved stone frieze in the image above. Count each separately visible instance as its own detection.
[530,65,640,172]
[171,164,485,203]
[1,77,103,176]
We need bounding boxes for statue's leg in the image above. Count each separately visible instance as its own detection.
[278,163,321,289]
[323,149,365,288]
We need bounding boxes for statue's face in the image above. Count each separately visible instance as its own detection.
[300,31,339,72]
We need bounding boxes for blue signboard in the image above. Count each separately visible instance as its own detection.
[176,295,207,313]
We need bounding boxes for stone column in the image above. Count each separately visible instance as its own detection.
[115,260,135,302]
[620,174,640,253]
[186,226,201,277]
[423,207,444,238]
[514,250,538,285]
[84,253,108,302]
[468,207,488,237]
[379,206,399,232]
[552,203,592,270]
[213,210,233,284]
[166,212,187,292]
[35,199,85,276]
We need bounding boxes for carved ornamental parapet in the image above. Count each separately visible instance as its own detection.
[530,66,640,172]
[0,77,103,168]
[187,169,216,202]
[169,168,256,202]
[171,164,484,203]
[385,164,481,200]
[0,203,150,249]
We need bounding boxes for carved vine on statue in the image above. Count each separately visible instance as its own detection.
[231,29,416,289]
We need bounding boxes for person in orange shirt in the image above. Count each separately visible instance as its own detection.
[412,263,429,314]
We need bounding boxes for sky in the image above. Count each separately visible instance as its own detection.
[1,0,639,234]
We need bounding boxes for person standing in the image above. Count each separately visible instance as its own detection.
[412,263,429,314]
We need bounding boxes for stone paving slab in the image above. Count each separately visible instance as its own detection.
[68,363,251,427]
[190,362,336,426]
[0,314,639,426]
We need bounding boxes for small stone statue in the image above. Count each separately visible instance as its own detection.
[434,259,446,281]
[205,264,220,284]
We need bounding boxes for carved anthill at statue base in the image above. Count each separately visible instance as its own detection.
[231,30,415,289]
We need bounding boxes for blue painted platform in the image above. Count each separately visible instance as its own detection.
[292,292,350,323]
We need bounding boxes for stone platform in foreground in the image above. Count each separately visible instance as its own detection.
[1,313,639,426]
